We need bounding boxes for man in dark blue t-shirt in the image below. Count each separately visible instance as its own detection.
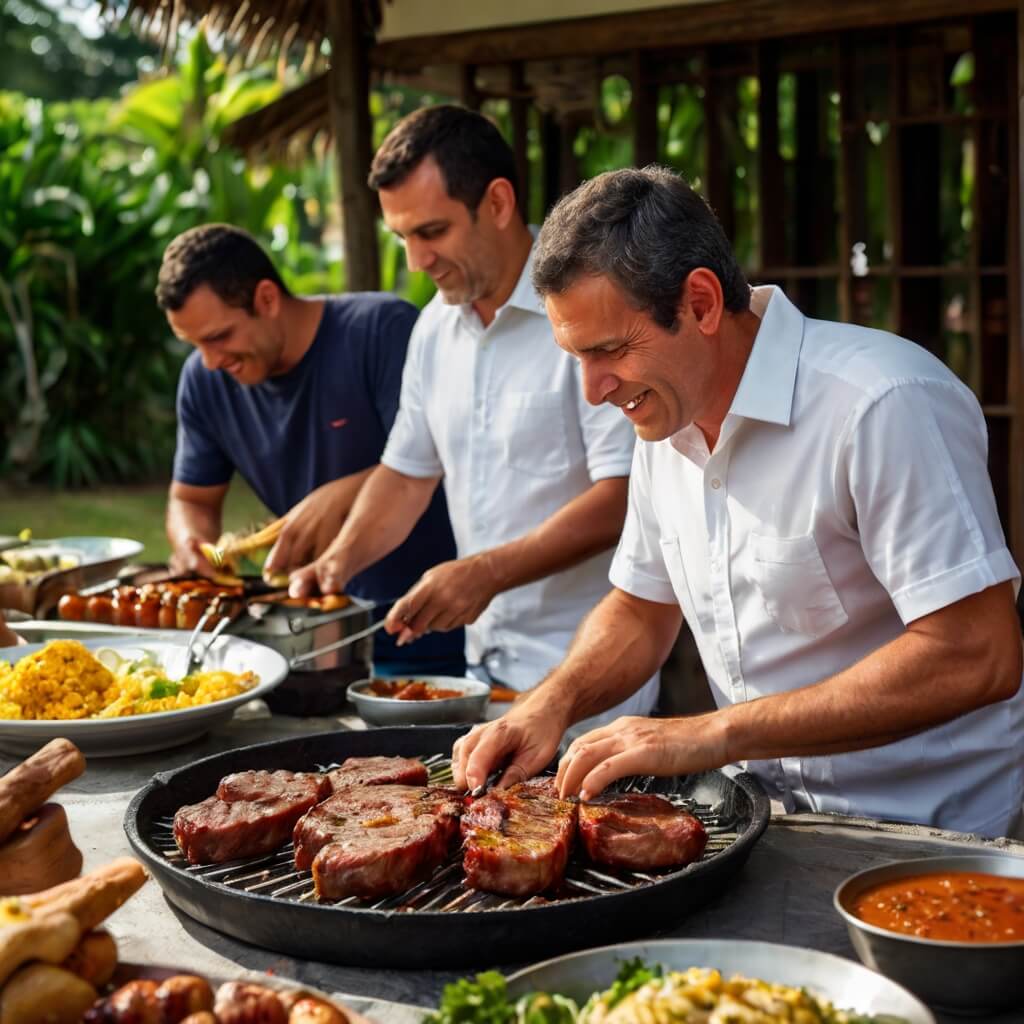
[156,223,463,674]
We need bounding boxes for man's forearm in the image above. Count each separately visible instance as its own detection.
[526,588,682,723]
[482,477,627,595]
[166,496,221,551]
[717,581,1023,763]
[321,465,440,582]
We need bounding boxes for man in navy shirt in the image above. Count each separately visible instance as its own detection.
[156,223,464,674]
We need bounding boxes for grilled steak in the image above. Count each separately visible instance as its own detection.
[578,793,708,870]
[327,755,428,789]
[174,771,331,865]
[461,777,577,896]
[216,769,332,804]
[293,784,461,900]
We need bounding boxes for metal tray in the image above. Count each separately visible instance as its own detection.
[0,536,144,616]
[125,726,769,968]
[504,939,935,1023]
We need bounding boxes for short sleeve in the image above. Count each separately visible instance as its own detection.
[609,445,678,603]
[172,356,234,487]
[365,297,419,433]
[381,306,444,479]
[573,361,636,481]
[841,378,1019,623]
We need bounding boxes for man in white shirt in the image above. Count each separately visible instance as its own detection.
[454,165,1024,837]
[290,106,658,725]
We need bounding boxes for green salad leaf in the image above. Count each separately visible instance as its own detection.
[603,958,663,1009]
[515,992,579,1024]
[146,678,181,699]
[426,972,517,1024]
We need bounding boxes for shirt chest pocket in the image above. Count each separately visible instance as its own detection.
[494,392,571,478]
[750,532,848,638]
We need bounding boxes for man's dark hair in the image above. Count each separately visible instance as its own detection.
[156,224,292,313]
[532,166,749,330]
[368,104,518,211]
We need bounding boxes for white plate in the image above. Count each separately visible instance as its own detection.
[20,535,144,566]
[0,636,288,757]
[506,938,936,1024]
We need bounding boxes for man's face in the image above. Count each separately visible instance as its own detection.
[378,156,500,306]
[547,274,716,442]
[166,284,285,386]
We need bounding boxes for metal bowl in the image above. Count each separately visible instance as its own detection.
[834,853,1024,1014]
[346,676,491,726]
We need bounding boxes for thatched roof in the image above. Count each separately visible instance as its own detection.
[110,0,381,65]
[222,71,329,158]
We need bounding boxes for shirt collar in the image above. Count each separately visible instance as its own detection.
[728,285,805,427]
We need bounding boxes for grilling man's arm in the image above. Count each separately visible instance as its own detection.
[453,587,681,791]
[166,480,229,577]
[386,475,629,645]
[288,465,440,597]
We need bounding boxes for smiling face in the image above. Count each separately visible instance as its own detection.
[378,156,504,306]
[547,273,724,443]
[166,282,287,386]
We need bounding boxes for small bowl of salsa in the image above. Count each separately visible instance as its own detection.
[346,675,491,726]
[834,853,1024,1014]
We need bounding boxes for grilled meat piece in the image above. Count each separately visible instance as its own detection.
[174,771,331,865]
[216,769,332,804]
[327,755,428,789]
[293,784,461,901]
[461,777,577,896]
[578,793,708,870]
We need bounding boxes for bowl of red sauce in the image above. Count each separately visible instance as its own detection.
[346,675,491,726]
[834,853,1024,1013]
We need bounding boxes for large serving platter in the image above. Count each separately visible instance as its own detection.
[126,726,770,968]
[0,635,288,756]
[505,938,936,1024]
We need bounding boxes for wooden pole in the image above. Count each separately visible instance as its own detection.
[327,0,380,292]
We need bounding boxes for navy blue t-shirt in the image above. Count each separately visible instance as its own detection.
[172,293,463,669]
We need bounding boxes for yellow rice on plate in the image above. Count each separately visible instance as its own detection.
[0,639,257,720]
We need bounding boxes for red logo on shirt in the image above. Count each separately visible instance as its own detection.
[329,418,349,429]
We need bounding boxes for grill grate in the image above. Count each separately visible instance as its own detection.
[149,753,742,914]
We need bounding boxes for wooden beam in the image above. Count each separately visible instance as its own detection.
[509,63,530,218]
[327,0,380,292]
[372,0,1011,73]
[631,50,658,167]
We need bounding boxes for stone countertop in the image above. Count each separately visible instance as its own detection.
[2,701,1022,1024]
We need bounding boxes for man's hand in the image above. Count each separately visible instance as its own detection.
[555,713,729,800]
[288,533,353,598]
[384,554,502,646]
[168,536,219,578]
[452,694,574,793]
[265,477,363,577]
[0,612,23,648]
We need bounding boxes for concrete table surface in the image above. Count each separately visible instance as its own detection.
[2,699,1022,1024]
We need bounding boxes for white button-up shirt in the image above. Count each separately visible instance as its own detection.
[383,241,659,723]
[610,286,1024,836]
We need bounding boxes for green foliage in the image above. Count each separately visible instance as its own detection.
[0,33,342,488]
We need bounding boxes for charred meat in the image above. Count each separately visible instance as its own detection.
[578,792,708,870]
[293,784,461,900]
[461,777,577,896]
[174,771,331,865]
[327,755,428,789]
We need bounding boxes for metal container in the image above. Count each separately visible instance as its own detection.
[346,675,490,726]
[125,726,770,968]
[0,536,144,616]
[834,853,1024,1014]
[240,598,374,716]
